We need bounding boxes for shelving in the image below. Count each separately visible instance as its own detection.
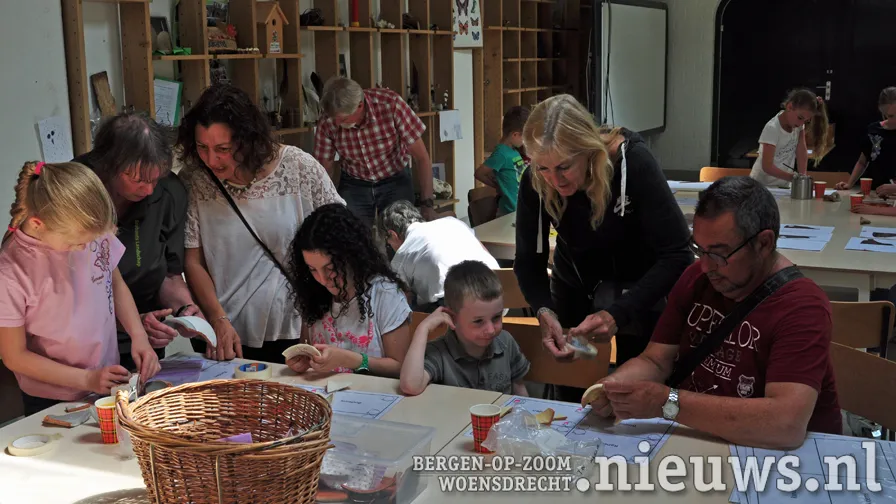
[62,0,458,213]
[476,0,585,167]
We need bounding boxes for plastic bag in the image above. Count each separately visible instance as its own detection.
[480,408,602,479]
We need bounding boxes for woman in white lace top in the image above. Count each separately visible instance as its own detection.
[176,85,345,362]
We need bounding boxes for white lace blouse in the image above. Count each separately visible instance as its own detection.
[182,145,345,348]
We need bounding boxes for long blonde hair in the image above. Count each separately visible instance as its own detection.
[3,161,116,244]
[522,94,620,229]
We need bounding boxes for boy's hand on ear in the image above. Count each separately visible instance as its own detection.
[422,307,455,334]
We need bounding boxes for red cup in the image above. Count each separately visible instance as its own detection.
[94,396,119,444]
[851,193,864,210]
[814,181,827,199]
[469,404,500,453]
[861,178,873,194]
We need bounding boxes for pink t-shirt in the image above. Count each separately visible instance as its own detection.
[0,231,124,401]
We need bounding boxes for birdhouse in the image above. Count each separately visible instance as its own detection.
[256,2,289,54]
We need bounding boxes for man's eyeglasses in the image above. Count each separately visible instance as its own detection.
[688,231,762,267]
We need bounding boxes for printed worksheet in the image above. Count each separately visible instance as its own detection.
[776,237,829,252]
[860,226,896,241]
[845,236,896,253]
[728,433,896,504]
[779,223,835,239]
[294,385,402,420]
[462,396,675,462]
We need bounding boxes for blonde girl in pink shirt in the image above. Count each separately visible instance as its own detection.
[0,161,160,416]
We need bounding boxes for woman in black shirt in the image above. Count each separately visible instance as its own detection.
[74,113,203,370]
[513,95,692,400]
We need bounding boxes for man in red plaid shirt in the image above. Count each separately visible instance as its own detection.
[313,77,437,226]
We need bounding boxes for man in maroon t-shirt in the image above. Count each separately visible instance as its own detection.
[587,176,841,449]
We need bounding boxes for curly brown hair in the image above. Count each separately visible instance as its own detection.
[176,84,277,175]
[287,203,409,325]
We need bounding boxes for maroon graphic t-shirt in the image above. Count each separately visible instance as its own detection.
[652,263,842,434]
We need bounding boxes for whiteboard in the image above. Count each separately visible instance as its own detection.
[599,1,667,133]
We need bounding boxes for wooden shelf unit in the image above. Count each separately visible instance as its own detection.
[476,0,584,166]
[62,0,458,213]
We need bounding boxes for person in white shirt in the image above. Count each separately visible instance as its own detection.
[749,88,829,188]
[379,200,500,312]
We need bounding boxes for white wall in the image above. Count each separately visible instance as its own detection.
[0,1,72,223]
[452,50,475,221]
[645,0,717,173]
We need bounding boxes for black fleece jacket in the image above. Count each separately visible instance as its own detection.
[513,129,693,329]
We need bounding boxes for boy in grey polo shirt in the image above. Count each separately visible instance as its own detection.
[399,260,530,396]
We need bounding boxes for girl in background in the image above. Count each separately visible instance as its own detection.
[286,203,411,378]
[0,161,159,416]
[750,88,830,187]
[837,87,896,196]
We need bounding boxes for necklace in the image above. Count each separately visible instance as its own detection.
[224,169,257,193]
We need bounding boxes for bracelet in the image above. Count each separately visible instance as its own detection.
[211,315,230,324]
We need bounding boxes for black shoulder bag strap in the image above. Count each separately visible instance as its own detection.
[665,265,804,388]
[202,166,292,281]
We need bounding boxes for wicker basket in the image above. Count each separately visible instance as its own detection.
[115,379,333,504]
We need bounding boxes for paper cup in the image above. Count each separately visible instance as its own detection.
[861,178,873,194]
[94,396,118,444]
[814,181,826,199]
[851,193,864,210]
[469,404,501,453]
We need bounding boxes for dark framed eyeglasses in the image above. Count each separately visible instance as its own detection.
[688,231,762,267]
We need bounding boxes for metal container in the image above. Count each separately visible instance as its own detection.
[791,174,814,199]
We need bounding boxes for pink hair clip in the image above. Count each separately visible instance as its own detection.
[7,226,17,233]
[34,161,45,175]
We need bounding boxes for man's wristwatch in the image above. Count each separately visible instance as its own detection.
[354,353,370,374]
[662,388,680,421]
[416,196,435,208]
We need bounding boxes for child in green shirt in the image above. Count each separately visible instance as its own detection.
[475,106,531,216]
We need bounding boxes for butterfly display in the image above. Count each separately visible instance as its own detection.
[458,21,469,35]
[471,17,479,26]
[456,0,470,17]
[472,31,480,41]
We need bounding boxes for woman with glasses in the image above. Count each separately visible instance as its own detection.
[513,95,693,401]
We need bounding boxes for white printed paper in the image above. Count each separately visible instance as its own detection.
[676,197,697,206]
[462,396,675,462]
[667,181,711,192]
[439,110,462,142]
[777,238,829,252]
[728,434,896,503]
[779,224,835,238]
[845,237,896,253]
[295,385,402,420]
[860,226,896,241]
[37,116,74,163]
[153,78,182,126]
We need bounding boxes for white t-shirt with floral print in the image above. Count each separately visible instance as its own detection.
[309,277,411,373]
[182,145,345,348]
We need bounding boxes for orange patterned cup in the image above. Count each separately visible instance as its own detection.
[95,396,119,444]
[814,181,826,199]
[851,193,864,210]
[469,404,501,454]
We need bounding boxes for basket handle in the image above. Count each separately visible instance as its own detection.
[238,418,328,455]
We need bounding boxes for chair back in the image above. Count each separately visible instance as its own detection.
[504,321,611,389]
[494,268,529,310]
[468,187,498,227]
[830,301,893,357]
[409,311,448,341]
[699,167,752,182]
[830,342,896,432]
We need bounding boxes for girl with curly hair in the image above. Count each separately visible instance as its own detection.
[177,84,345,363]
[286,203,412,377]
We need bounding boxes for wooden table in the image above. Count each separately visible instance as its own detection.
[473,190,896,301]
[0,354,501,503]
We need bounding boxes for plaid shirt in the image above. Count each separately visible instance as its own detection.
[313,88,426,182]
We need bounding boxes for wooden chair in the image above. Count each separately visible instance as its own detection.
[699,167,752,182]
[409,311,448,341]
[504,320,612,389]
[807,171,849,187]
[830,301,894,358]
[468,187,498,227]
[830,342,896,433]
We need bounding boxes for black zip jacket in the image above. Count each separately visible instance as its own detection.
[513,129,693,329]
